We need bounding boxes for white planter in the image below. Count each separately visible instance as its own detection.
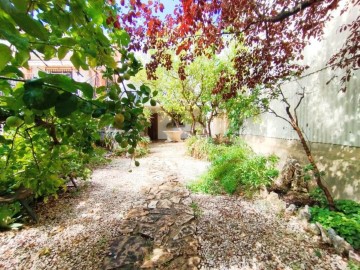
[163,130,183,142]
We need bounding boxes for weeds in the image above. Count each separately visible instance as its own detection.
[190,202,202,218]
[187,137,279,196]
[0,202,22,231]
[310,200,360,250]
[348,260,360,270]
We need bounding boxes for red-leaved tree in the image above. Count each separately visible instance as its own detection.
[111,0,359,209]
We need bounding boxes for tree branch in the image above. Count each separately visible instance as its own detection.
[263,0,323,23]
[5,123,24,168]
[25,129,41,172]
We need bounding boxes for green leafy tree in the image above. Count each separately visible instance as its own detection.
[136,53,236,136]
[0,0,155,198]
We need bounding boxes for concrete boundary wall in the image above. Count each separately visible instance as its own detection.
[240,4,360,201]
[241,135,360,202]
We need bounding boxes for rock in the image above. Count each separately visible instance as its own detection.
[148,200,158,209]
[157,199,172,209]
[282,192,314,207]
[267,192,286,213]
[126,208,149,219]
[298,205,311,221]
[316,222,331,244]
[285,204,297,214]
[141,248,173,268]
[306,223,320,236]
[272,158,307,193]
[327,228,353,256]
[103,235,151,269]
[170,196,181,204]
[181,197,192,205]
[349,250,360,263]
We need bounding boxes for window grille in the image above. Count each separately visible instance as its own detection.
[45,67,73,78]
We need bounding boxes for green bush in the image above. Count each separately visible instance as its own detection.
[310,200,360,250]
[309,187,328,207]
[114,135,150,158]
[188,137,279,196]
[185,135,215,160]
[185,135,250,161]
[0,202,22,231]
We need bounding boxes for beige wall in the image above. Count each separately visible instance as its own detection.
[157,113,192,140]
[241,135,360,203]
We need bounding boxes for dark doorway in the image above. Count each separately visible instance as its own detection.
[148,113,158,141]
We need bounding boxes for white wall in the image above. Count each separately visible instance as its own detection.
[210,115,229,137]
[239,4,360,201]
[157,113,192,140]
[241,3,360,147]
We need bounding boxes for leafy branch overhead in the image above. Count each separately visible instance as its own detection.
[117,0,359,92]
[0,0,156,198]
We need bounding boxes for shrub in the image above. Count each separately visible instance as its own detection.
[114,135,151,158]
[185,136,215,160]
[0,202,22,231]
[310,200,360,250]
[188,137,279,196]
[309,187,328,207]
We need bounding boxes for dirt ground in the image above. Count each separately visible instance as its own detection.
[0,142,350,270]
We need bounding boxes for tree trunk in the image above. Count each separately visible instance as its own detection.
[190,111,196,135]
[207,113,215,138]
[207,121,212,138]
[285,108,336,210]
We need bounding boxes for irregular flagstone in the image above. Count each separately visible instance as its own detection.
[103,180,200,269]
[103,235,152,270]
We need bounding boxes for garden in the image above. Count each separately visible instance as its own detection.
[0,0,359,269]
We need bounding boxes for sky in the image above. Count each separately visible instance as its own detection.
[155,0,180,21]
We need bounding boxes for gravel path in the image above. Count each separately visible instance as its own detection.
[0,142,208,270]
[194,195,348,270]
[0,142,349,270]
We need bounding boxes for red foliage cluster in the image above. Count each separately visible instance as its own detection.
[113,0,359,94]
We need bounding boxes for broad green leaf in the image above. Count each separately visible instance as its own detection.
[142,97,150,103]
[118,30,131,46]
[0,95,23,110]
[103,55,117,69]
[14,49,30,68]
[0,80,12,95]
[9,12,49,40]
[87,5,103,25]
[55,93,78,118]
[0,28,29,50]
[140,84,151,94]
[75,82,94,99]
[60,37,77,46]
[23,82,59,110]
[127,84,136,90]
[92,107,106,118]
[38,71,47,78]
[44,46,56,61]
[79,101,93,114]
[58,46,69,60]
[88,56,97,68]
[42,74,78,93]
[0,44,12,71]
[12,0,28,12]
[70,52,82,70]
[98,114,114,128]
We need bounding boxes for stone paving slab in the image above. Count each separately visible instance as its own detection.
[103,181,201,269]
